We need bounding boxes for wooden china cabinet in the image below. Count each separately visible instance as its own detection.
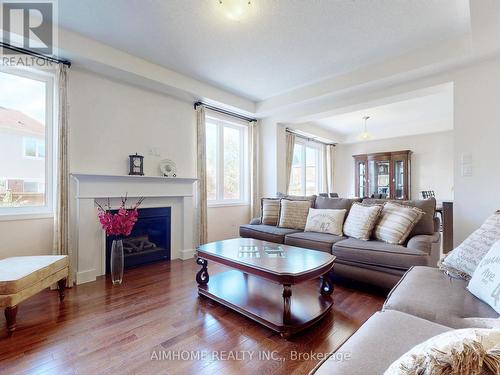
[353,150,411,200]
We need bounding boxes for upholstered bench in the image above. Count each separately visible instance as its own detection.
[0,255,69,335]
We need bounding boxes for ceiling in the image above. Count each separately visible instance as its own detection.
[311,87,453,143]
[58,0,470,101]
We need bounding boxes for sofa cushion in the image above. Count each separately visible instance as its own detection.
[276,192,317,207]
[332,238,431,270]
[277,199,312,230]
[260,198,280,225]
[284,232,345,253]
[362,197,436,236]
[239,224,301,244]
[440,210,500,280]
[468,240,500,314]
[0,255,68,295]
[343,203,383,240]
[374,202,424,244]
[312,311,450,375]
[314,197,361,214]
[304,208,346,236]
[383,266,500,329]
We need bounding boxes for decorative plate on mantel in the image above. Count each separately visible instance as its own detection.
[159,159,177,177]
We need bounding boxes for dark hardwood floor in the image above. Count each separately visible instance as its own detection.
[0,259,385,375]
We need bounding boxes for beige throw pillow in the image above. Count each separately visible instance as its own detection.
[374,202,424,244]
[278,199,312,230]
[304,208,347,236]
[261,198,280,225]
[440,211,500,280]
[384,328,500,375]
[343,203,383,241]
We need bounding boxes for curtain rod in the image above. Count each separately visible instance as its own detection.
[286,128,336,146]
[0,42,71,67]
[194,101,257,122]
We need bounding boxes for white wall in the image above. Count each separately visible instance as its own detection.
[334,131,454,200]
[207,205,250,242]
[0,217,53,258]
[453,57,500,244]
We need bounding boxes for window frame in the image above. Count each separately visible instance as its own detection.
[0,67,56,220]
[289,139,323,196]
[206,114,249,207]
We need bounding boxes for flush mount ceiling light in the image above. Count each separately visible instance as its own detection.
[218,0,252,21]
[359,116,372,141]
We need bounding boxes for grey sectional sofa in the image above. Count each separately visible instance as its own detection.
[310,266,500,374]
[240,196,441,289]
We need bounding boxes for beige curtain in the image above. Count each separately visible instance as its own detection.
[324,144,336,195]
[196,106,208,245]
[285,131,296,194]
[53,64,73,287]
[249,120,260,218]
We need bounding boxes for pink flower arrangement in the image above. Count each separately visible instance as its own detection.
[97,195,144,237]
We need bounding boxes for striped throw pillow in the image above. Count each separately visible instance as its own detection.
[374,202,424,244]
[278,199,312,230]
[261,198,280,225]
[343,203,383,241]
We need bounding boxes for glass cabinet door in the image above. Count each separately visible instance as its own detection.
[368,160,390,198]
[356,161,366,197]
[394,159,405,199]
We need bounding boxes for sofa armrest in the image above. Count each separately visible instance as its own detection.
[433,216,441,232]
[406,232,441,267]
[249,217,262,225]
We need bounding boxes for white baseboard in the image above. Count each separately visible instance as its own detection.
[76,269,98,285]
[179,248,196,260]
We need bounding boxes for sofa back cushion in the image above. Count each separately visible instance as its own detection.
[278,199,312,230]
[362,197,436,236]
[343,203,383,241]
[260,198,280,225]
[374,202,424,244]
[314,196,361,215]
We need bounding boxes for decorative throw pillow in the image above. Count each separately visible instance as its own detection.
[343,203,383,241]
[440,211,500,280]
[260,198,280,225]
[468,240,500,314]
[384,328,500,375]
[304,208,347,236]
[374,202,424,244]
[277,199,312,230]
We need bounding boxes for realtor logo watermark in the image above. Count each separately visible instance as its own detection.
[1,0,57,66]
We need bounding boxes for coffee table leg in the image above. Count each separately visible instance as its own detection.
[281,284,292,338]
[196,258,209,285]
[320,272,334,296]
[5,306,18,336]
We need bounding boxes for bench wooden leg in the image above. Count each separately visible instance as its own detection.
[57,278,67,302]
[5,306,18,336]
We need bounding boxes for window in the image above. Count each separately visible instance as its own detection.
[23,137,45,158]
[206,115,248,205]
[289,140,322,196]
[0,68,55,216]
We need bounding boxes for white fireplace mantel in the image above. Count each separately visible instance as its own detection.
[70,173,198,285]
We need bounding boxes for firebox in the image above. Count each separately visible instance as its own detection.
[105,207,171,272]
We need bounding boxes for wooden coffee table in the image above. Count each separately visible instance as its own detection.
[196,238,336,338]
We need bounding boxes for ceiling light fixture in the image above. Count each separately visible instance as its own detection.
[359,116,371,141]
[218,0,252,21]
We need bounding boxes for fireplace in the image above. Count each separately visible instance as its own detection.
[105,207,171,272]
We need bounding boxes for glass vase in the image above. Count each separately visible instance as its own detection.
[110,239,124,285]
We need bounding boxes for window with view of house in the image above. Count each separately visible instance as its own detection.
[206,115,248,205]
[0,69,55,215]
[289,140,322,196]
